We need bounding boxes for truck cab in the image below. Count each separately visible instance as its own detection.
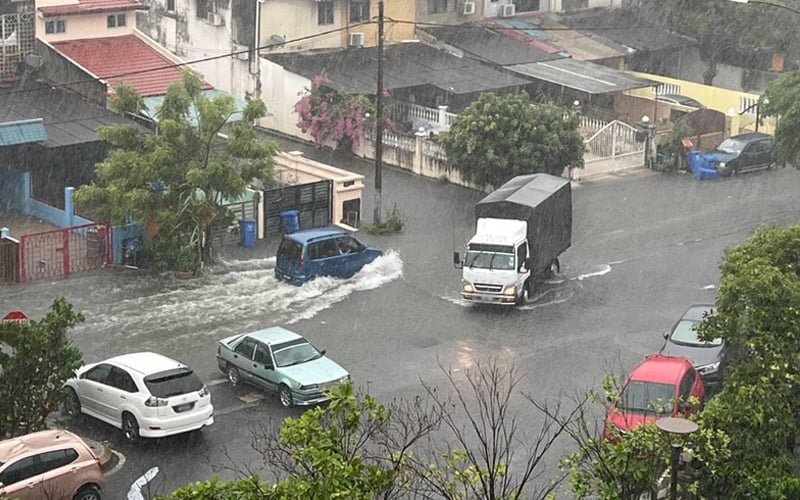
[458,218,531,305]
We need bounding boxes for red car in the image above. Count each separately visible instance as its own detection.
[605,354,705,436]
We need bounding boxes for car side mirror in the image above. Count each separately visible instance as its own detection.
[453,252,462,269]
[663,332,669,340]
[320,349,326,356]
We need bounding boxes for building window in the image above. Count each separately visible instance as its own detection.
[318,1,334,25]
[167,0,175,11]
[516,0,541,12]
[349,0,369,23]
[107,14,126,28]
[427,0,456,14]
[45,20,66,34]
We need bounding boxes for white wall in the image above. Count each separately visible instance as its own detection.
[258,58,313,139]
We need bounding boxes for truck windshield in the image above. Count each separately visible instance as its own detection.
[465,245,515,270]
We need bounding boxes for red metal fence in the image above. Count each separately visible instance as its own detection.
[19,223,110,282]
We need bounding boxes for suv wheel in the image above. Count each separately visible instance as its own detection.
[122,413,140,443]
[64,388,82,418]
[74,485,101,500]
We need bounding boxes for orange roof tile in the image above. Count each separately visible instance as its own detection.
[52,35,212,97]
[40,0,147,17]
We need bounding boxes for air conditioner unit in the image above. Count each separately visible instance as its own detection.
[499,3,516,18]
[207,12,224,26]
[462,1,476,15]
[348,32,365,47]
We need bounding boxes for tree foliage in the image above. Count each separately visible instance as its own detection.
[294,75,391,152]
[0,298,84,438]
[762,71,800,168]
[74,69,278,272]
[439,92,584,189]
[160,359,585,499]
[694,224,800,498]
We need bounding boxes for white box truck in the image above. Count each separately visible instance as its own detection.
[454,174,572,305]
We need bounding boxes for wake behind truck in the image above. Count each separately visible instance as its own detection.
[453,173,572,305]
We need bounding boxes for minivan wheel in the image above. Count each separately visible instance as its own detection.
[278,385,293,407]
[227,366,240,386]
[122,413,140,443]
[73,485,101,500]
[65,388,82,418]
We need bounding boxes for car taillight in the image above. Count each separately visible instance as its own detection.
[300,257,304,266]
[95,456,103,470]
[144,396,168,407]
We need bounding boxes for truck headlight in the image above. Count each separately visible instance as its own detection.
[697,362,720,375]
[463,283,474,293]
[503,285,516,296]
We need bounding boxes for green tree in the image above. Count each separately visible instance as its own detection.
[439,92,584,189]
[0,298,84,438]
[693,224,800,498]
[762,71,800,168]
[74,68,277,272]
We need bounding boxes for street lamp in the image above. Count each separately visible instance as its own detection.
[656,417,699,500]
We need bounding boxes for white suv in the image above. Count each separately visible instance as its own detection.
[65,352,214,442]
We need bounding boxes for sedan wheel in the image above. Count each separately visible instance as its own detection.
[64,388,81,418]
[227,366,240,386]
[122,413,140,443]
[278,385,293,407]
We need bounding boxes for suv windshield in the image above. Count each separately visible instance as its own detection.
[144,368,204,398]
[717,138,747,154]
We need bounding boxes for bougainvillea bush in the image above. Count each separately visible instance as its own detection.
[295,75,392,151]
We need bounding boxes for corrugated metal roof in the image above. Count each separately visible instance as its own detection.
[420,24,562,64]
[264,43,531,96]
[0,118,47,146]
[52,35,212,97]
[39,0,147,17]
[0,81,130,148]
[506,57,656,95]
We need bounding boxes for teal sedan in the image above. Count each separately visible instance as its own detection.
[216,327,350,407]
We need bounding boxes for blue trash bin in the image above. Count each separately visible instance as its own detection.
[240,218,256,248]
[280,209,300,233]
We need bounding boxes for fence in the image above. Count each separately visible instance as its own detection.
[19,223,110,282]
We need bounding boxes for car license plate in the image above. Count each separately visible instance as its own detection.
[173,402,194,413]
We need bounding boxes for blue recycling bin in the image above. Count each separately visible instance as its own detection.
[280,209,300,233]
[240,218,256,248]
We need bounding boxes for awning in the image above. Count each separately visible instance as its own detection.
[0,118,47,146]
[505,58,657,95]
[141,89,249,126]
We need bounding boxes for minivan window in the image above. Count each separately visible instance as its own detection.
[309,239,337,260]
[337,236,361,254]
[277,239,302,260]
[144,368,204,398]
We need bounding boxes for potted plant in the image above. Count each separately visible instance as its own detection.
[175,245,197,279]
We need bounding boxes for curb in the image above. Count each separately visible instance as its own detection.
[83,438,114,469]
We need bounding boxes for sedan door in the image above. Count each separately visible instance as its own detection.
[230,337,258,383]
[250,342,279,393]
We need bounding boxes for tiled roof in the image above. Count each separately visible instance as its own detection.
[39,0,147,17]
[52,35,212,97]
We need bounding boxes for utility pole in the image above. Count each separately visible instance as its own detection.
[373,0,384,224]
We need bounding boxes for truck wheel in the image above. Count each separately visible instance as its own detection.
[547,259,560,278]
[516,280,532,306]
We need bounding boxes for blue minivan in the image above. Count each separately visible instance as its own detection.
[274,227,382,286]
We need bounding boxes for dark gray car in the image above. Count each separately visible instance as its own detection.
[658,305,729,390]
[709,132,775,176]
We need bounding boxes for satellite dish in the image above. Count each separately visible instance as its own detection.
[268,34,286,47]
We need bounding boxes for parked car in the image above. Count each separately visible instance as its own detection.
[216,326,350,407]
[64,352,214,443]
[656,93,705,109]
[275,227,382,286]
[708,132,775,176]
[0,429,104,500]
[605,354,705,436]
[658,305,728,390]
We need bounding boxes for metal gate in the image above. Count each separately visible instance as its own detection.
[19,223,110,282]
[0,238,19,283]
[263,180,332,236]
[208,200,259,248]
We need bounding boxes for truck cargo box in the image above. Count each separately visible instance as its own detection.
[475,174,572,275]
